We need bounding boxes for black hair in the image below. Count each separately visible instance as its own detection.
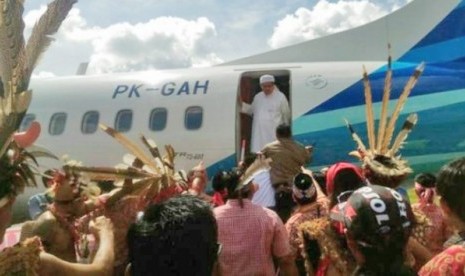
[436,157,465,222]
[96,180,115,193]
[242,153,257,171]
[127,195,218,276]
[312,171,327,195]
[352,233,415,276]
[414,172,436,188]
[329,168,365,208]
[276,124,292,139]
[212,171,226,192]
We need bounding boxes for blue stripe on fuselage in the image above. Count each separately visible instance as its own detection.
[305,62,465,115]
[405,5,465,50]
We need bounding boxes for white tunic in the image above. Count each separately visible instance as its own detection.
[251,170,276,208]
[242,88,291,152]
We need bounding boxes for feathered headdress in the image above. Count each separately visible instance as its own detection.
[0,0,76,206]
[63,124,187,206]
[346,47,423,186]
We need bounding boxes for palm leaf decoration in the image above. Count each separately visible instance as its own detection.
[0,0,77,157]
[64,126,188,206]
[0,0,77,205]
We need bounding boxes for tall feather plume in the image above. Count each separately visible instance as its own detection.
[163,145,175,170]
[140,135,161,159]
[362,65,376,150]
[63,165,156,181]
[23,0,77,87]
[344,119,367,153]
[387,113,418,156]
[99,124,159,171]
[0,0,25,96]
[382,63,425,151]
[123,153,144,168]
[376,45,392,153]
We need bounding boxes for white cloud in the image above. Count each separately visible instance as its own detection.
[269,0,390,49]
[24,6,223,75]
[88,16,223,73]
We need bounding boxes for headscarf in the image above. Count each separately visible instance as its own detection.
[326,162,364,196]
[292,172,316,201]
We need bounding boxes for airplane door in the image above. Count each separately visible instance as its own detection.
[236,70,291,162]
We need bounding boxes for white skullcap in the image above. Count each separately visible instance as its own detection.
[259,74,275,84]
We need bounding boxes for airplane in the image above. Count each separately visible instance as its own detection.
[9,0,465,224]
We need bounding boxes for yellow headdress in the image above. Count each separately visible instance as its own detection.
[346,48,424,187]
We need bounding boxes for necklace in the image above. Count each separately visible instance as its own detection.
[48,203,90,259]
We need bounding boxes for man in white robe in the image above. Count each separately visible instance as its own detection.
[241,74,291,153]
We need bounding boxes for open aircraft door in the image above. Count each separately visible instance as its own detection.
[236,70,291,163]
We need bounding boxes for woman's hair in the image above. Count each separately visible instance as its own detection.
[312,171,327,195]
[414,173,436,188]
[329,168,365,208]
[212,171,227,192]
[436,157,465,222]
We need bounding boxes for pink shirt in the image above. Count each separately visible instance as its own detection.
[214,199,291,276]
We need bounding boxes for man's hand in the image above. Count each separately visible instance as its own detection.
[89,216,113,237]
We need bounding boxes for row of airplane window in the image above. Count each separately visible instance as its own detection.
[19,106,204,135]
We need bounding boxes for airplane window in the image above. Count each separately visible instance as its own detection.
[19,113,36,132]
[149,108,167,131]
[81,111,100,134]
[49,112,67,136]
[115,109,133,132]
[185,106,203,130]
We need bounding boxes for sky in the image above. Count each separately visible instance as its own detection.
[23,0,413,77]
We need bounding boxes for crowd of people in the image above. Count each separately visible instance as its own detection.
[0,72,464,276]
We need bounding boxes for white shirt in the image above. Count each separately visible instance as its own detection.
[242,87,291,153]
[251,170,276,207]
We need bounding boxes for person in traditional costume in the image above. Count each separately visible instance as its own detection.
[285,172,327,275]
[412,173,450,255]
[325,162,365,209]
[293,164,363,276]
[0,0,118,274]
[344,58,436,270]
[47,125,189,275]
[419,157,465,275]
[0,125,115,275]
[20,169,98,262]
[332,185,416,276]
[241,74,291,153]
[298,172,357,276]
